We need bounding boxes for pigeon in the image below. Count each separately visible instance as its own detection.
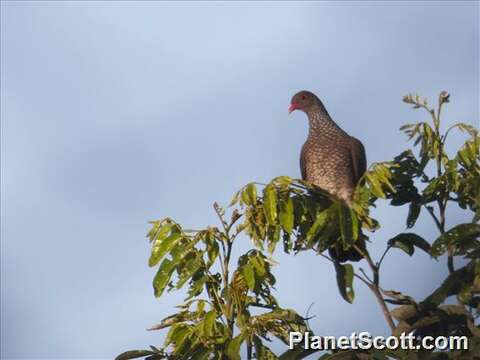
[289,90,367,262]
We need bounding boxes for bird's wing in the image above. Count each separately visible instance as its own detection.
[300,143,307,180]
[350,137,367,185]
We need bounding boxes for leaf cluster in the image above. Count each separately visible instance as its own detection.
[118,204,308,360]
[118,92,480,359]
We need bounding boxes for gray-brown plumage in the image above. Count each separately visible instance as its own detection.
[289,90,367,261]
[289,90,366,206]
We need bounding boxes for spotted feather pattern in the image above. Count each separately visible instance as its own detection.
[300,101,366,206]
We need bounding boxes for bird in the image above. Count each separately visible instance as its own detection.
[289,90,367,262]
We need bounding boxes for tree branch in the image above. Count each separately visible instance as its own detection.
[321,248,397,333]
[353,245,396,333]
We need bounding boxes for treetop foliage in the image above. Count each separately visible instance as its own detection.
[117,92,480,360]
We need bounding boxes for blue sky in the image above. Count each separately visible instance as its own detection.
[1,1,478,359]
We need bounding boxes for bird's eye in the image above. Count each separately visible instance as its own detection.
[301,95,306,100]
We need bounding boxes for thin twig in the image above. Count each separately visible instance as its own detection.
[423,205,443,233]
[377,245,392,269]
[359,267,373,283]
[212,203,238,333]
[353,245,396,333]
[355,245,379,285]
[305,302,315,331]
[213,202,229,235]
[432,100,453,274]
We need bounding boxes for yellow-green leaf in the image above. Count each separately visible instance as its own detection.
[241,183,257,206]
[149,233,182,267]
[279,197,294,234]
[263,184,278,224]
[306,210,330,245]
[335,263,355,303]
[242,263,255,290]
[388,233,431,256]
[202,310,216,337]
[431,223,480,257]
[115,350,156,360]
[226,334,245,360]
[153,258,176,297]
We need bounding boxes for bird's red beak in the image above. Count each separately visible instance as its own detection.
[288,102,298,114]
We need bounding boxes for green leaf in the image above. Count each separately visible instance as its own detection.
[373,163,396,193]
[115,350,157,360]
[164,323,190,348]
[317,350,358,359]
[202,310,216,337]
[306,209,330,245]
[272,176,293,188]
[388,233,431,256]
[406,201,421,228]
[267,225,281,254]
[366,173,386,198]
[421,176,447,203]
[147,310,195,331]
[423,263,476,306]
[263,184,278,224]
[431,223,480,257]
[249,254,266,277]
[147,221,171,243]
[149,233,182,267]
[447,122,478,139]
[226,334,245,360]
[206,236,220,267]
[251,335,279,359]
[278,348,317,360]
[279,197,294,234]
[175,252,203,289]
[171,325,193,351]
[153,258,176,297]
[334,263,355,303]
[229,190,241,207]
[337,203,359,245]
[187,274,207,299]
[242,263,255,290]
[457,135,480,170]
[242,183,257,206]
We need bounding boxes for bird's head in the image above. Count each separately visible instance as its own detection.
[288,90,317,114]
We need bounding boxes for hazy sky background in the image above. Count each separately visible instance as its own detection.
[1,1,478,359]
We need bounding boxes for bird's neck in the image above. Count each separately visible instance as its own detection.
[306,103,342,138]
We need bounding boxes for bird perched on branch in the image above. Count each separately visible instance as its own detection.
[289,90,367,262]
